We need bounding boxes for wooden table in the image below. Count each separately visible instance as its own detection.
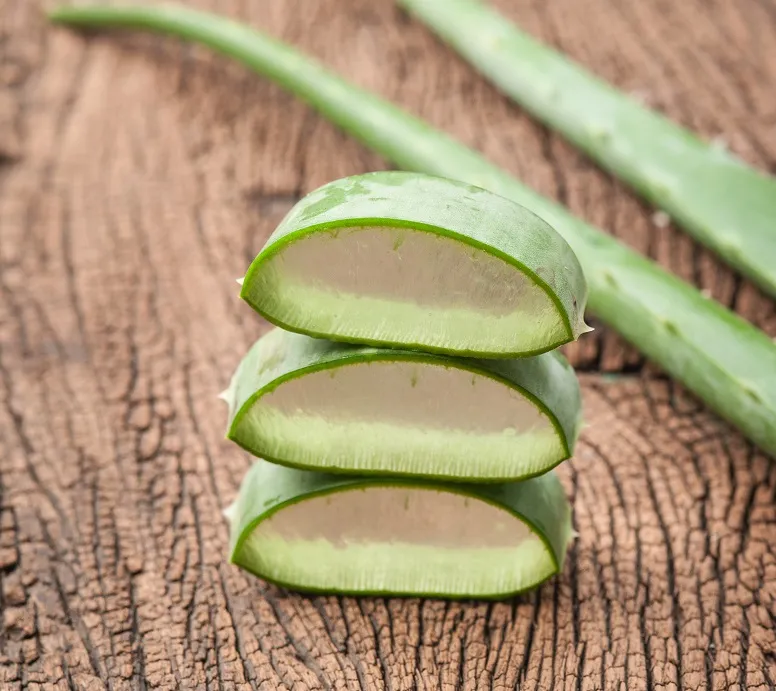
[2,1,775,688]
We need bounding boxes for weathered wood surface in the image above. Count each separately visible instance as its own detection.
[2,0,776,688]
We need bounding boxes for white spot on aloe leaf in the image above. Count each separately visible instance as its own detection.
[651,211,670,228]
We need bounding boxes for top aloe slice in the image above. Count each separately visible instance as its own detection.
[228,459,572,599]
[240,172,589,357]
[398,0,776,298]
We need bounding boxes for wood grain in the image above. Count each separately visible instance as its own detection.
[1,0,775,688]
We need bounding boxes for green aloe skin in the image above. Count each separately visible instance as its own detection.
[228,459,572,599]
[47,6,776,458]
[398,0,776,298]
[224,328,582,482]
[241,171,590,358]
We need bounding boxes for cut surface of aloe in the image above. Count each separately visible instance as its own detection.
[225,329,581,481]
[229,460,571,598]
[241,172,589,357]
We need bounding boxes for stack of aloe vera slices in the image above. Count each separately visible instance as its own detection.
[224,171,590,599]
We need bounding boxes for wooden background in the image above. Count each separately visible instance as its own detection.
[2,0,776,688]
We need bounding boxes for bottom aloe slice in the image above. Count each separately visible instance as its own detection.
[224,329,582,481]
[228,459,572,598]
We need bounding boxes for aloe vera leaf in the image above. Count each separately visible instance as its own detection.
[398,0,776,298]
[241,171,590,357]
[228,459,572,599]
[224,328,582,482]
[48,5,776,457]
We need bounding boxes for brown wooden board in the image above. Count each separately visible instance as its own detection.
[1,0,776,688]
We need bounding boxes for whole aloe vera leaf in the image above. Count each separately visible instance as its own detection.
[48,5,776,457]
[398,0,776,298]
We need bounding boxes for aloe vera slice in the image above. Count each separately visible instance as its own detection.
[224,328,581,482]
[240,172,589,357]
[398,0,776,298]
[228,459,571,598]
